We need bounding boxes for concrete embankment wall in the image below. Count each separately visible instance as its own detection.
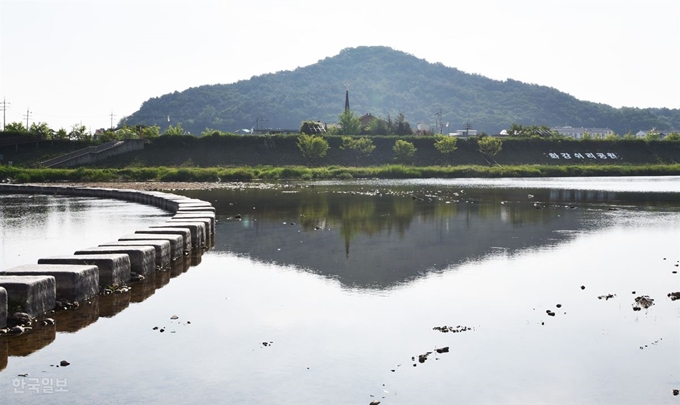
[0,183,215,336]
[40,139,146,168]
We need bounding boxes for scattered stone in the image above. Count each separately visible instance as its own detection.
[667,292,680,301]
[556,304,562,308]
[42,318,55,326]
[160,328,165,333]
[418,352,432,363]
[433,325,473,333]
[370,401,381,405]
[633,295,655,311]
[581,286,586,290]
[60,360,70,367]
[598,294,616,300]
[435,347,450,354]
[546,310,556,317]
[9,325,27,334]
[170,315,179,320]
[673,389,679,396]
[10,312,33,326]
[153,326,159,330]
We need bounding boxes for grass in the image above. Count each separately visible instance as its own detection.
[1,164,680,183]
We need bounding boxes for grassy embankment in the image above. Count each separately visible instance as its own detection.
[1,134,679,181]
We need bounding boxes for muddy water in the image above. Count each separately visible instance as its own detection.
[1,177,679,404]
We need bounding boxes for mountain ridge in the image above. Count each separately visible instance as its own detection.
[125,46,680,135]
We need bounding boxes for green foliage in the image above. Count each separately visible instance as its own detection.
[478,136,502,157]
[433,135,458,154]
[665,132,680,141]
[69,124,90,141]
[29,122,53,138]
[53,128,68,140]
[5,122,27,132]
[340,136,376,161]
[645,131,661,141]
[164,124,186,136]
[393,112,412,135]
[333,110,362,135]
[296,134,330,165]
[393,139,416,163]
[364,117,389,135]
[3,163,680,183]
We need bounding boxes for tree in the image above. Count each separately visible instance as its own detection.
[97,130,120,142]
[140,125,161,139]
[604,132,620,140]
[333,110,361,135]
[365,117,389,135]
[433,135,458,154]
[340,136,375,162]
[69,124,90,141]
[623,131,636,140]
[4,122,27,132]
[164,123,185,136]
[29,122,53,138]
[393,139,416,163]
[478,136,502,158]
[116,126,140,139]
[394,112,412,135]
[297,134,330,165]
[665,132,680,141]
[53,128,68,140]
[645,130,661,141]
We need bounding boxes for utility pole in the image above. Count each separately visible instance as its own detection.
[110,111,116,130]
[24,107,32,130]
[435,109,443,134]
[0,98,9,130]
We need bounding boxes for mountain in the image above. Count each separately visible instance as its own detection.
[125,46,680,135]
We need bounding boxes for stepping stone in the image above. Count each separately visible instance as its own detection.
[176,205,215,213]
[0,276,56,317]
[99,240,171,269]
[2,264,99,303]
[136,228,192,252]
[118,234,184,261]
[74,246,156,277]
[168,217,212,238]
[39,254,131,288]
[0,287,6,329]
[157,221,206,248]
[172,212,215,234]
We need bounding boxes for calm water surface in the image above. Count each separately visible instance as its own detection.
[1,177,679,404]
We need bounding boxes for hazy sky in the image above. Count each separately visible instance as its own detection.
[1,0,678,131]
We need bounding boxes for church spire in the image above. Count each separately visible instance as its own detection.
[344,89,350,112]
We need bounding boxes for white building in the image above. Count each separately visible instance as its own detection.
[551,126,614,139]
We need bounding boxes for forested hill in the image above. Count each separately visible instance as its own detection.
[125,46,680,135]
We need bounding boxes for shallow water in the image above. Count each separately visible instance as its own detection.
[1,177,679,404]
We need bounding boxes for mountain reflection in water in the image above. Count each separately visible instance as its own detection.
[181,184,671,289]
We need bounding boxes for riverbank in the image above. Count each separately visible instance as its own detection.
[2,163,680,184]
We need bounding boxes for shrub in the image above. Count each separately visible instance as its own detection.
[393,140,417,163]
